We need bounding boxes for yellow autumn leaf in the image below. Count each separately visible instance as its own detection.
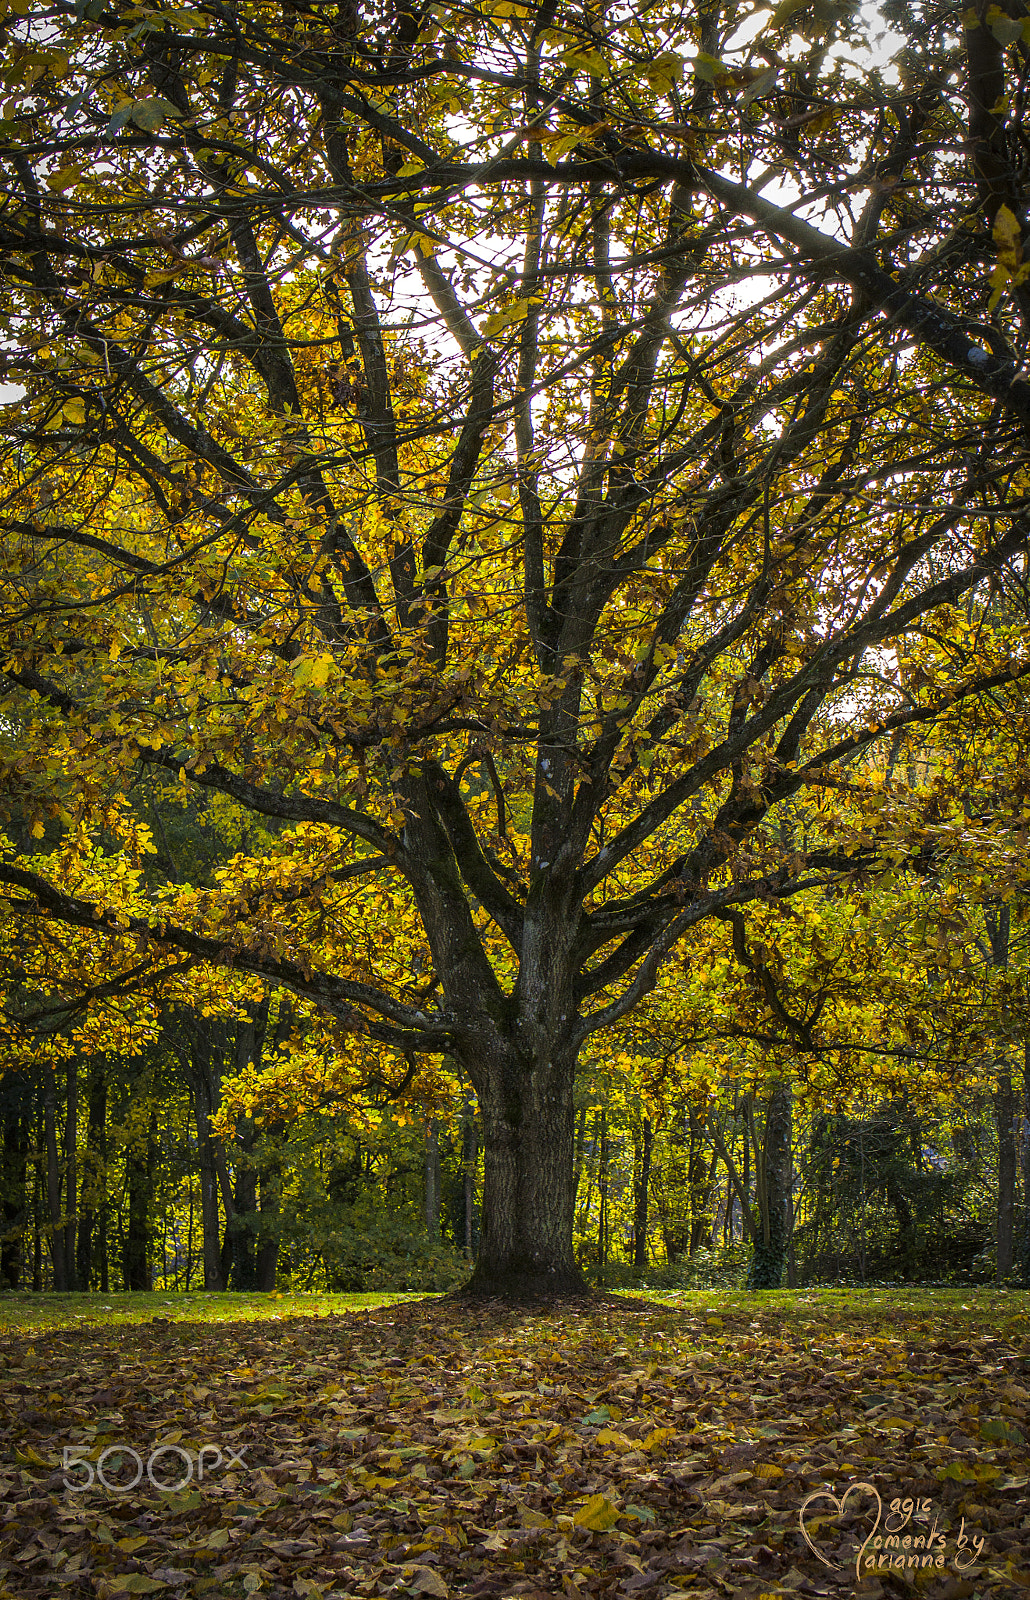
[753,1462,783,1480]
[515,1502,551,1528]
[595,1427,635,1452]
[994,203,1022,270]
[47,164,83,191]
[573,1493,621,1531]
[643,1426,677,1451]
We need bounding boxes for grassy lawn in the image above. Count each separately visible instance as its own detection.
[627,1282,1030,1332]
[2,1281,1024,1339]
[0,1288,432,1336]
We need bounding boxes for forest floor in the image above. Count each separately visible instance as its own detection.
[0,1287,1026,1600]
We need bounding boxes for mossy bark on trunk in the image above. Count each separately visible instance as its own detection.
[462,1041,590,1300]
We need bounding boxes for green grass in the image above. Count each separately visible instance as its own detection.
[0,1281,1026,1340]
[0,1287,434,1336]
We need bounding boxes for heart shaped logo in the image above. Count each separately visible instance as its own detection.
[799,1480,882,1578]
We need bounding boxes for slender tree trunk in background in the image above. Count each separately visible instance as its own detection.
[686,1105,703,1254]
[185,1185,194,1291]
[984,906,1014,1282]
[255,1142,282,1292]
[124,1111,156,1291]
[43,1067,66,1291]
[597,1108,610,1280]
[996,1063,1016,1282]
[1019,1041,1030,1287]
[62,1058,79,1291]
[223,1003,277,1291]
[462,1095,478,1258]
[227,1119,260,1290]
[424,1118,441,1238]
[577,1109,600,1239]
[75,1058,107,1292]
[194,1055,227,1290]
[175,1010,231,1290]
[572,1105,587,1213]
[632,1116,652,1274]
[748,1082,793,1290]
[692,1145,718,1255]
[32,1148,42,1291]
[0,1078,29,1289]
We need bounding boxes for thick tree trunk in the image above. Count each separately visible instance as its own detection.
[462,1044,589,1299]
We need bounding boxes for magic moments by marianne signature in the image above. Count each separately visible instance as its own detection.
[799,1482,986,1579]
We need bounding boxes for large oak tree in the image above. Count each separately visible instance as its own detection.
[2,0,1030,1295]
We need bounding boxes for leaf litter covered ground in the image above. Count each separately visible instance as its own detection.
[1,1290,1027,1600]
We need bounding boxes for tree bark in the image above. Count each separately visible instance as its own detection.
[43,1066,66,1291]
[748,1081,793,1290]
[173,1010,229,1290]
[597,1107,610,1280]
[226,1116,260,1290]
[985,906,1015,1282]
[75,1057,107,1292]
[462,1094,478,1258]
[256,1148,281,1292]
[62,1058,79,1291]
[193,1030,228,1290]
[632,1116,652,1273]
[0,1076,29,1289]
[1019,1040,1030,1288]
[424,1118,441,1237]
[462,1043,589,1299]
[124,1110,156,1291]
[996,1063,1016,1282]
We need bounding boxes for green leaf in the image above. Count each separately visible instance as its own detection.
[981,1416,1025,1444]
[129,96,180,133]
